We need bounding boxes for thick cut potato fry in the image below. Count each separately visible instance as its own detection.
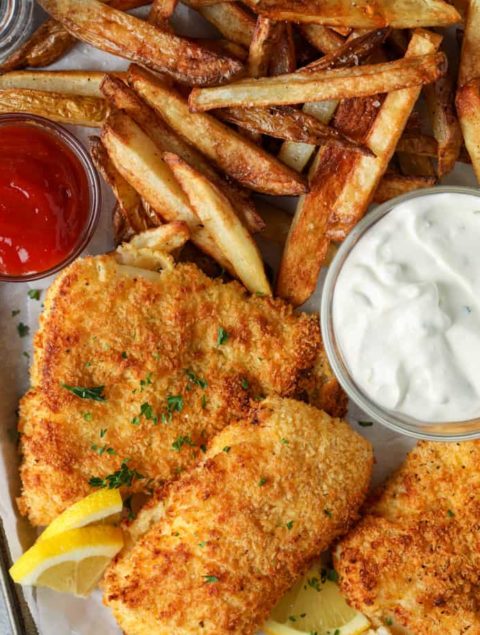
[458,0,480,87]
[183,0,256,48]
[241,0,461,27]
[397,150,437,177]
[37,0,243,87]
[396,134,438,157]
[373,174,437,203]
[189,52,446,110]
[164,153,271,295]
[0,70,125,98]
[457,79,480,182]
[102,112,233,272]
[195,38,248,62]
[129,65,307,196]
[269,24,296,75]
[101,74,263,233]
[0,89,107,126]
[90,136,152,234]
[248,17,281,77]
[299,24,344,53]
[215,106,372,155]
[276,28,442,306]
[128,223,190,252]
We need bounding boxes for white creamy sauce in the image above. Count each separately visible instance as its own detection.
[333,192,480,422]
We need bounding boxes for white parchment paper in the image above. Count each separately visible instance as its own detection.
[0,6,478,633]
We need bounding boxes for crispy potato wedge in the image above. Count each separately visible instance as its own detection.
[299,24,345,53]
[255,200,292,245]
[458,0,480,87]
[129,65,307,196]
[102,112,233,271]
[115,243,175,271]
[396,133,438,157]
[164,152,271,295]
[128,222,190,252]
[183,0,256,48]
[397,150,437,177]
[240,0,461,27]
[0,70,125,98]
[269,24,296,75]
[90,136,152,234]
[214,106,372,155]
[0,89,108,126]
[101,74,263,233]
[248,17,281,77]
[37,0,243,87]
[276,28,442,306]
[373,174,436,203]
[189,52,446,110]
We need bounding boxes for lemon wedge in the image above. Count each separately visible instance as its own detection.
[264,562,370,635]
[39,489,123,541]
[10,526,123,597]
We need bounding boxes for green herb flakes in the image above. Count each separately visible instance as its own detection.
[217,327,229,346]
[17,323,29,338]
[63,384,106,401]
[27,289,41,300]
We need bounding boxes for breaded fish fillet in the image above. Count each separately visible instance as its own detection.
[18,255,345,526]
[103,396,373,635]
[335,441,480,634]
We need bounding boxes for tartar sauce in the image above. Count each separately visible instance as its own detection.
[333,192,480,422]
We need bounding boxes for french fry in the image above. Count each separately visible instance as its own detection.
[164,152,271,295]
[397,151,437,177]
[373,174,437,203]
[0,70,125,98]
[129,65,307,196]
[90,136,152,234]
[240,0,461,28]
[214,106,372,155]
[0,89,108,126]
[113,203,136,245]
[101,74,264,233]
[128,223,191,252]
[101,111,233,272]
[149,0,178,30]
[182,0,256,48]
[298,25,345,53]
[268,24,296,76]
[248,17,281,77]
[189,52,446,110]
[424,63,462,176]
[194,38,248,62]
[37,0,243,87]
[255,200,292,245]
[276,28,442,306]
[396,134,438,157]
[456,0,480,183]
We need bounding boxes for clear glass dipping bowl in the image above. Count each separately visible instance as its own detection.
[0,114,101,282]
[0,0,35,64]
[321,185,480,441]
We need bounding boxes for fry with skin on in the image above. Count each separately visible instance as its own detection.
[240,0,461,28]
[148,0,178,30]
[373,174,437,204]
[128,65,307,196]
[0,89,108,127]
[397,151,436,177]
[90,136,153,234]
[276,28,442,306]
[396,134,438,157]
[165,153,271,296]
[269,23,296,75]
[101,112,233,272]
[456,0,480,183]
[189,52,447,110]
[101,74,264,233]
[299,24,345,53]
[0,70,126,98]
[182,0,256,48]
[248,16,281,77]
[37,0,243,87]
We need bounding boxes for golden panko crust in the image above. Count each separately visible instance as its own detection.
[18,256,345,526]
[335,440,480,634]
[103,396,373,635]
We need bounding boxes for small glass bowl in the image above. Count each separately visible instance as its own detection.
[0,114,101,283]
[0,0,35,64]
[321,185,480,442]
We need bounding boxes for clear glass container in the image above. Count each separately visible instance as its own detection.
[0,0,35,64]
[321,185,480,442]
[0,113,102,282]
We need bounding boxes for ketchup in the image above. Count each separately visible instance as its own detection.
[0,123,90,276]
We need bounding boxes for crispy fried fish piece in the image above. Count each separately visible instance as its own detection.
[103,396,373,635]
[18,256,345,526]
[335,441,480,634]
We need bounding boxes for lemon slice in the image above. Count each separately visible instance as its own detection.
[264,562,370,635]
[10,526,123,597]
[39,489,123,540]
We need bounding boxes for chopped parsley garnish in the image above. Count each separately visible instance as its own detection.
[223,446,231,453]
[201,394,207,409]
[326,568,339,583]
[255,291,266,297]
[82,412,93,422]
[241,378,249,390]
[358,420,373,427]
[85,361,92,368]
[23,351,30,359]
[17,323,29,338]
[140,372,153,390]
[198,541,206,548]
[91,443,116,456]
[324,508,333,518]
[447,509,455,517]
[88,459,144,489]
[286,520,294,530]
[307,577,321,592]
[172,435,195,452]
[11,309,20,317]
[384,618,393,626]
[200,444,207,453]
[140,402,157,424]
[217,327,229,346]
[280,438,289,445]
[288,616,297,623]
[258,476,267,487]
[131,416,140,425]
[203,575,219,584]
[186,369,208,389]
[167,395,183,415]
[121,351,128,359]
[100,428,107,437]
[27,289,41,300]
[62,384,106,401]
